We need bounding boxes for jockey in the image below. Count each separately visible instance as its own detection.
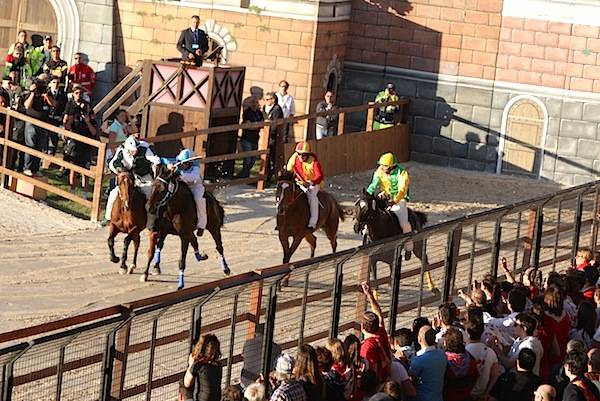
[366,152,413,251]
[286,141,324,229]
[166,149,207,237]
[105,136,161,223]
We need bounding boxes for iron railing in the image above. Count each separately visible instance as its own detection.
[1,180,599,401]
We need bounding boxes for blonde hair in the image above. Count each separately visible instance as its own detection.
[325,338,347,366]
[578,248,593,262]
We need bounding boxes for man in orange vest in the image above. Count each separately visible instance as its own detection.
[286,141,324,229]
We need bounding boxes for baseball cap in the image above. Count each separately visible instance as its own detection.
[386,82,396,90]
[275,353,294,375]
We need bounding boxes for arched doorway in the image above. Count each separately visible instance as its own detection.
[497,95,548,177]
[0,0,57,56]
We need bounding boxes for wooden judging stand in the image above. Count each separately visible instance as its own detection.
[135,60,245,179]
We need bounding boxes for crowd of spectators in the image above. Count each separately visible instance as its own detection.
[179,247,600,401]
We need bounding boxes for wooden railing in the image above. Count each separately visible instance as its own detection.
[0,108,107,221]
[93,61,144,122]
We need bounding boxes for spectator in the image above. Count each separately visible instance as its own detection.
[4,45,27,87]
[412,317,431,351]
[243,383,266,401]
[7,30,30,55]
[373,83,399,130]
[269,353,306,401]
[571,302,596,350]
[388,338,416,399]
[391,328,414,369]
[315,90,338,139]
[581,266,598,302]
[443,327,478,401]
[368,380,402,401]
[325,338,347,381]
[262,91,283,179]
[180,378,195,401]
[237,96,264,179]
[552,340,587,400]
[494,312,544,376]
[42,46,68,89]
[482,275,503,318]
[46,75,67,155]
[315,346,345,401]
[360,282,391,387]
[343,334,367,401]
[67,53,96,102]
[23,78,55,176]
[464,318,500,399]
[241,323,281,389]
[575,248,593,271]
[486,288,527,347]
[293,344,325,401]
[177,15,209,66]
[63,85,97,198]
[409,325,447,401]
[489,348,542,401]
[534,384,556,401]
[0,92,9,161]
[544,284,571,374]
[275,80,295,143]
[38,35,53,65]
[563,350,600,401]
[587,349,600,394]
[434,302,468,348]
[221,386,242,401]
[184,334,222,401]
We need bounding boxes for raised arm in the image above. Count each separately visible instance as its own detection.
[362,282,384,328]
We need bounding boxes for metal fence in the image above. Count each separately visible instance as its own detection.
[1,180,599,401]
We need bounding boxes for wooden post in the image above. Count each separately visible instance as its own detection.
[366,107,374,132]
[246,281,263,340]
[522,208,537,269]
[257,125,270,191]
[91,142,107,222]
[337,112,345,136]
[1,113,11,189]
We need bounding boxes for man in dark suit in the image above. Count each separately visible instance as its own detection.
[176,15,209,66]
[262,92,284,178]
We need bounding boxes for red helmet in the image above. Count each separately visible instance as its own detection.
[295,141,311,154]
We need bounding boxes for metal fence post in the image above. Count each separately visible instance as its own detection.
[532,207,544,269]
[571,195,584,263]
[387,245,403,335]
[100,331,116,401]
[490,220,502,278]
[330,260,345,339]
[592,189,600,253]
[443,228,462,302]
[261,284,277,394]
[145,319,158,401]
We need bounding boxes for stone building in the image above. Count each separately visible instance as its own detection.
[3,0,600,184]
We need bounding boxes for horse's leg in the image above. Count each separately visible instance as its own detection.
[152,234,166,275]
[120,235,131,274]
[413,239,438,294]
[208,226,230,276]
[107,225,120,264]
[304,232,317,258]
[286,235,304,263]
[324,222,338,254]
[279,231,292,287]
[127,233,140,274]
[177,235,190,290]
[141,231,158,282]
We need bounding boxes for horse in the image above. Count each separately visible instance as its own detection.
[143,164,230,289]
[107,172,147,275]
[353,189,438,294]
[276,170,345,268]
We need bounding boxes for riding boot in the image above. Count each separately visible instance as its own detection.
[196,228,204,237]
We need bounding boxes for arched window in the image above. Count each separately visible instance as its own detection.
[497,95,548,177]
[0,0,57,57]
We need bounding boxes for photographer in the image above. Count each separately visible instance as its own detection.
[46,75,67,155]
[23,78,55,176]
[63,85,97,198]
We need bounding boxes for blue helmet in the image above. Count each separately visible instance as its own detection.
[176,149,194,163]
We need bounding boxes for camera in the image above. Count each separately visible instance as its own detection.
[34,80,47,95]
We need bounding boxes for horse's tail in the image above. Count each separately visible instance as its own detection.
[206,191,225,228]
[414,210,427,227]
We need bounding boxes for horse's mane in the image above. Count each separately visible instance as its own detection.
[278,169,295,182]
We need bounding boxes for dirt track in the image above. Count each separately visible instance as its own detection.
[0,162,561,333]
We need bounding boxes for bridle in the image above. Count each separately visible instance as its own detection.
[118,172,134,210]
[276,179,304,211]
[154,175,179,209]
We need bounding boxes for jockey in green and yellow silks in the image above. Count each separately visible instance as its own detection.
[373,83,399,130]
[366,152,413,250]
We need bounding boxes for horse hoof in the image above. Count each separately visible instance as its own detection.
[119,268,126,275]
[195,251,208,262]
[127,264,135,274]
[404,251,412,261]
[111,256,120,263]
[223,267,231,276]
[151,267,161,275]
[140,274,147,283]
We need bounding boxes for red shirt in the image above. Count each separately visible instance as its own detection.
[68,63,96,95]
[360,326,391,383]
[581,286,595,303]
[287,153,324,185]
[544,312,571,366]
[576,260,591,271]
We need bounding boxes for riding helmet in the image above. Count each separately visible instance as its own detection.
[377,152,397,167]
[124,136,139,153]
[295,141,311,154]
[176,148,195,163]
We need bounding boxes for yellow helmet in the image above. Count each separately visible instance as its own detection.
[377,152,397,167]
[295,141,311,154]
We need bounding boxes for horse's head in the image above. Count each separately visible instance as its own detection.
[353,188,381,234]
[148,164,175,214]
[117,171,135,211]
[275,170,300,215]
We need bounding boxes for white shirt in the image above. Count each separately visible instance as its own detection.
[390,359,409,385]
[486,312,519,347]
[178,165,203,188]
[564,297,577,328]
[466,342,498,397]
[508,336,543,376]
[275,92,295,118]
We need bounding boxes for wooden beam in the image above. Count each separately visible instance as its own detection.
[94,62,143,115]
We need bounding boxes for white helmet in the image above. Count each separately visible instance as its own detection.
[124,136,139,153]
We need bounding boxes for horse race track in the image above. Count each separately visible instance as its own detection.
[0,162,560,333]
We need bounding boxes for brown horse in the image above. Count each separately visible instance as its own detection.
[107,172,147,275]
[276,170,344,266]
[143,164,230,289]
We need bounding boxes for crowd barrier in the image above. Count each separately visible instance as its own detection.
[1,179,598,401]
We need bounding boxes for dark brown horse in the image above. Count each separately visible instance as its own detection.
[276,170,345,265]
[107,172,147,275]
[143,165,229,289]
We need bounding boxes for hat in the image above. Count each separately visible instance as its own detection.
[44,35,52,40]
[385,82,396,90]
[275,353,294,375]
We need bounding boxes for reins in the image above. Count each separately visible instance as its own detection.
[276,179,305,209]
[155,176,179,209]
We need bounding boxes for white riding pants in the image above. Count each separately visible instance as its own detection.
[390,199,413,252]
[105,174,153,221]
[190,184,207,230]
[306,185,319,228]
